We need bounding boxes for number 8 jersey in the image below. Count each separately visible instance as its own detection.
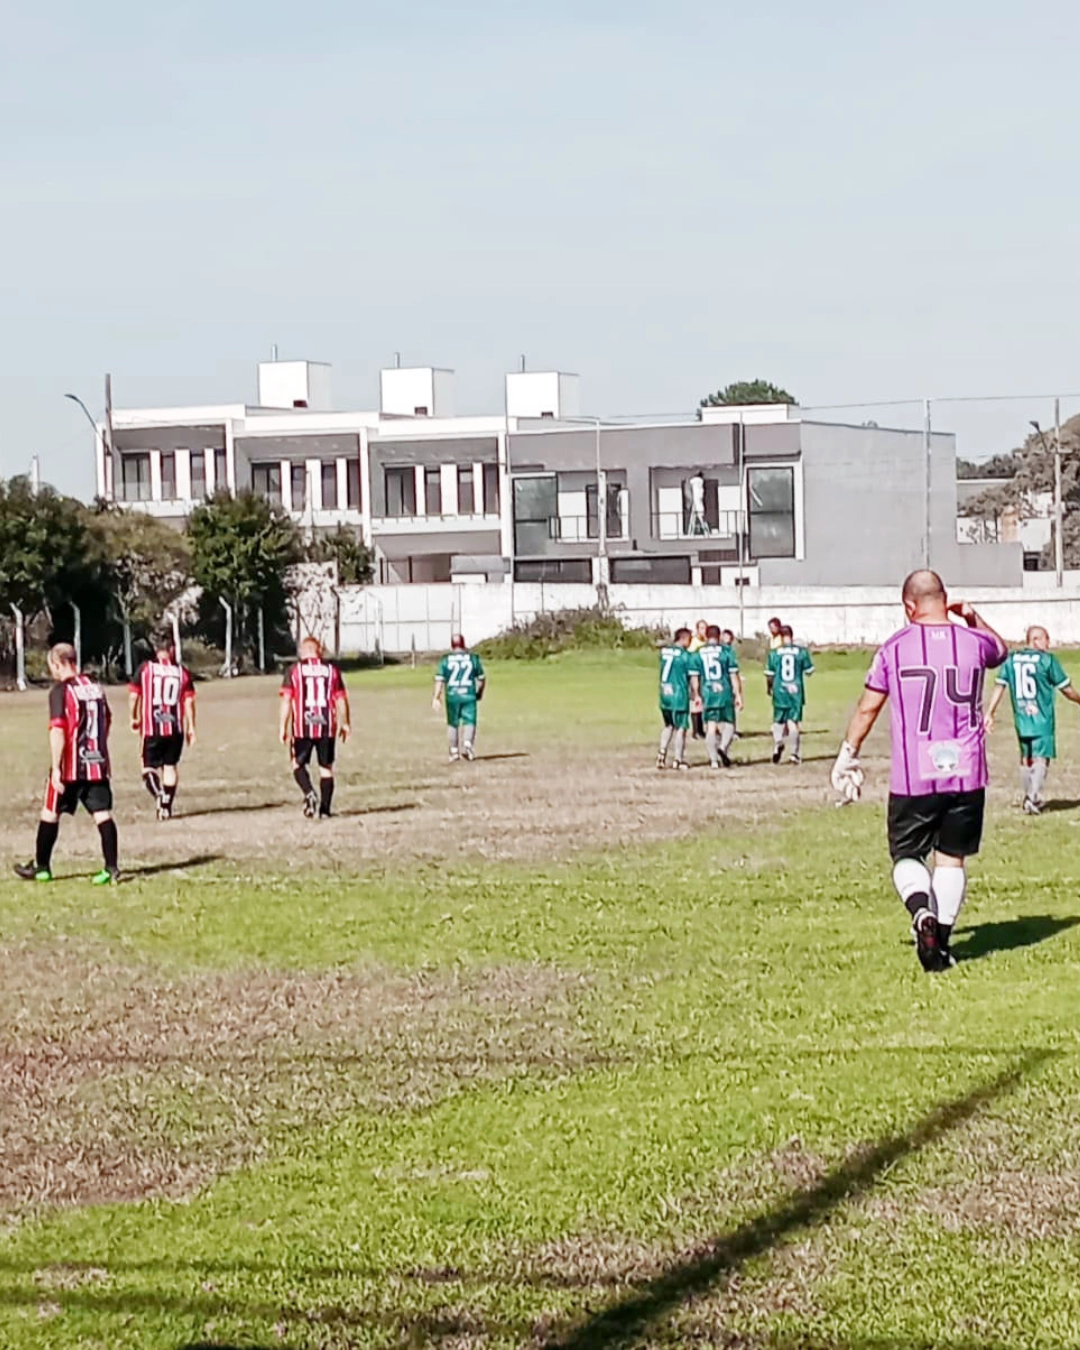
[281,657,346,738]
[866,622,1007,796]
[130,660,196,739]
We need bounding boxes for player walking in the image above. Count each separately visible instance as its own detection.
[656,627,701,771]
[831,571,1007,973]
[280,636,351,818]
[767,625,814,764]
[128,637,196,820]
[14,643,121,885]
[433,635,486,762]
[699,624,743,769]
[986,626,1080,815]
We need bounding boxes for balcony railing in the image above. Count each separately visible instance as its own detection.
[652,509,743,541]
[548,514,625,542]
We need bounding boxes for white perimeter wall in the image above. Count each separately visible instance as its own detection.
[324,578,1080,655]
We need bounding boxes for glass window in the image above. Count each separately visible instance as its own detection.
[610,556,691,585]
[321,461,338,510]
[513,475,557,555]
[483,463,500,515]
[514,558,592,583]
[120,453,151,502]
[251,462,282,505]
[424,465,442,516]
[190,451,207,500]
[347,459,361,510]
[747,466,795,559]
[291,463,307,512]
[457,466,475,515]
[214,448,228,492]
[160,452,176,500]
[585,483,625,540]
[385,466,415,516]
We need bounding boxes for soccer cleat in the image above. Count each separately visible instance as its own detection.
[719,749,732,769]
[449,750,461,764]
[772,747,783,765]
[14,861,51,883]
[912,907,945,973]
[656,754,667,771]
[790,755,802,766]
[91,868,122,887]
[156,801,172,822]
[1023,796,1042,816]
[303,790,319,818]
[462,746,475,762]
[675,761,690,773]
[938,944,958,970]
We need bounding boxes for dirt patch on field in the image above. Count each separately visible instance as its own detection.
[0,942,595,1213]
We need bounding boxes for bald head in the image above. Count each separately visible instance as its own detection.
[902,570,949,623]
[1027,625,1050,651]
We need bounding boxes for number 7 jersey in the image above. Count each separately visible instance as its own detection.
[866,622,1007,796]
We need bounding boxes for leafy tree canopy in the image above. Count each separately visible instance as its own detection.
[187,490,302,610]
[305,526,375,586]
[700,379,796,408]
[0,477,98,620]
[85,504,193,633]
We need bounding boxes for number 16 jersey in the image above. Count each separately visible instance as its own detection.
[866,622,1006,797]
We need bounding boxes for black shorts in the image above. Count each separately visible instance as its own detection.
[887,789,985,863]
[46,779,113,817]
[293,736,336,769]
[142,735,184,769]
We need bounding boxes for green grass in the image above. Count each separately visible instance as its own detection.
[3,650,1080,1347]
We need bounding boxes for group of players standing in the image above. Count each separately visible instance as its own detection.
[656,615,814,771]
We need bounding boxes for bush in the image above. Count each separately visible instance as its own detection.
[477,606,665,660]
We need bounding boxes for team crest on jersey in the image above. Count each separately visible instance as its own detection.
[928,741,961,773]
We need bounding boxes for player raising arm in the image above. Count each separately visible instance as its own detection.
[831,571,1007,973]
[699,624,743,769]
[985,625,1080,814]
[280,636,351,819]
[15,643,121,885]
[433,635,486,762]
[128,636,196,820]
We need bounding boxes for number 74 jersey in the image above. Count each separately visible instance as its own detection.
[866,622,1007,797]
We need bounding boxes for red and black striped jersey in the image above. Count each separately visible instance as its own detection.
[280,658,346,738]
[49,675,112,782]
[128,660,195,738]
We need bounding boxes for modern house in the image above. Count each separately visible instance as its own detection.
[96,358,1022,588]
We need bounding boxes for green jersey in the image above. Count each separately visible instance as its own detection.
[658,644,697,711]
[767,643,814,719]
[437,650,485,701]
[698,641,739,711]
[997,648,1070,750]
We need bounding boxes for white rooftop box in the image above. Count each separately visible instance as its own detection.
[258,360,333,411]
[699,402,801,425]
[505,371,580,420]
[380,367,454,418]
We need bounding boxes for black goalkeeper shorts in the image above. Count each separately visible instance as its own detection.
[887,789,985,863]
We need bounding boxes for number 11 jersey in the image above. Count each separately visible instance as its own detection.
[866,622,1006,797]
[281,658,346,738]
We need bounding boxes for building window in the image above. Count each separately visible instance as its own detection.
[291,463,307,513]
[385,466,416,516]
[424,466,442,516]
[457,466,475,515]
[347,459,361,510]
[120,453,151,502]
[321,462,338,510]
[514,558,592,583]
[747,466,795,559]
[251,461,282,506]
[190,451,207,500]
[513,475,557,555]
[214,448,228,492]
[160,452,176,500]
[610,556,691,585]
[586,483,625,540]
[483,463,500,515]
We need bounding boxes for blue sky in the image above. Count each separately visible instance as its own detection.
[3,0,1079,495]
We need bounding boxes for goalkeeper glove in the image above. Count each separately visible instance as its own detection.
[830,741,864,804]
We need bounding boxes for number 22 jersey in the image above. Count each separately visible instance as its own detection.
[281,658,346,738]
[866,622,1007,797]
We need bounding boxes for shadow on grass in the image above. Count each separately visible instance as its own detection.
[121,854,224,879]
[1037,798,1080,814]
[333,802,419,818]
[474,752,530,762]
[181,801,292,820]
[0,1055,1048,1349]
[544,1050,1050,1349]
[955,915,1080,962]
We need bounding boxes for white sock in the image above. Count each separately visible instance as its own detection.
[932,867,967,929]
[893,858,932,911]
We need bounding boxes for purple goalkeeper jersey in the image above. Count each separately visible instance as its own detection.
[866,622,1007,797]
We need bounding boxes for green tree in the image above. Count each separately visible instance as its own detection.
[700,379,797,408]
[0,476,99,621]
[85,505,193,634]
[305,526,375,585]
[188,490,302,664]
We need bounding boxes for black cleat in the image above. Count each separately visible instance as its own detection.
[14,861,49,882]
[913,908,946,973]
[719,749,732,769]
[303,790,319,819]
[772,747,783,765]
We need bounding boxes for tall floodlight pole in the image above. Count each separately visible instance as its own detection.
[1032,413,1064,587]
[64,392,107,497]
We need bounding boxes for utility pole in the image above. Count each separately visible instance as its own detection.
[1055,397,1064,586]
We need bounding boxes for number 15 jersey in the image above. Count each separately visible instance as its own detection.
[866,622,1006,797]
[281,658,346,738]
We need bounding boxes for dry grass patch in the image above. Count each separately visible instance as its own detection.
[0,942,595,1213]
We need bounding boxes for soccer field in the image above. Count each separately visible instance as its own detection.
[3,649,1080,1349]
